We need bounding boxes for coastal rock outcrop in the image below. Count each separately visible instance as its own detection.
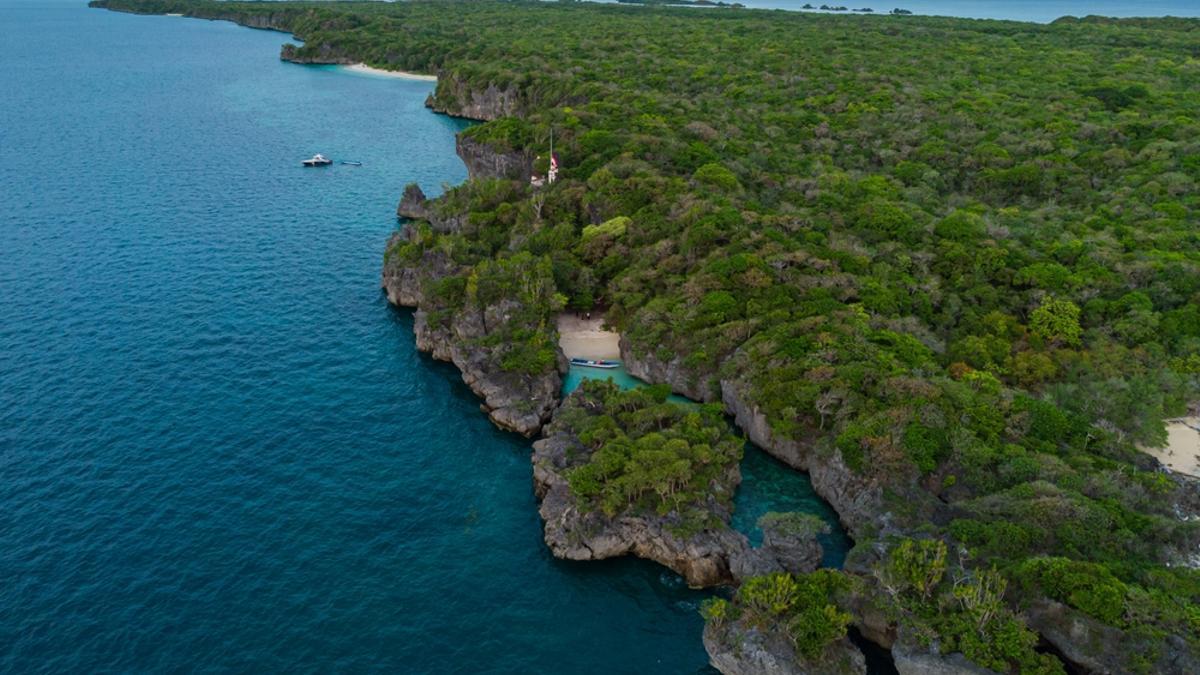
[620,336,719,403]
[396,183,430,220]
[382,225,562,437]
[891,639,999,675]
[1025,599,1200,675]
[280,42,355,65]
[718,374,891,537]
[531,384,833,586]
[425,76,524,121]
[703,619,866,675]
[532,425,750,587]
[455,134,530,182]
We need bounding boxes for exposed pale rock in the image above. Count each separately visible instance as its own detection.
[703,618,866,675]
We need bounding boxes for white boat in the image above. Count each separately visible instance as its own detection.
[302,153,332,167]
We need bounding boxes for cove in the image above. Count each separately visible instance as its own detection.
[0,2,711,671]
[565,365,853,568]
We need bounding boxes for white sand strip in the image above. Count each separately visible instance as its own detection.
[342,63,437,81]
[1143,417,1200,479]
[557,313,621,360]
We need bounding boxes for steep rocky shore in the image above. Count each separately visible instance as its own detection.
[703,619,866,675]
[381,220,562,436]
[622,337,894,539]
[532,420,749,587]
[426,79,524,122]
[531,386,830,587]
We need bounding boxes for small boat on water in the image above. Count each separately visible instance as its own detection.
[341,160,363,166]
[302,153,332,167]
[570,357,621,369]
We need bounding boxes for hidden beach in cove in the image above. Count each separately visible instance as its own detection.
[5,0,1200,672]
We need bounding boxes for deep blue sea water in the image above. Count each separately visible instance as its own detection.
[0,2,852,672]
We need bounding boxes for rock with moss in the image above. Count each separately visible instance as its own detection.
[532,380,751,586]
[1025,599,1200,675]
[758,512,829,575]
[382,226,564,437]
[396,183,430,220]
[701,571,866,675]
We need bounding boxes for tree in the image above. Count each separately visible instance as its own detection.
[1029,298,1082,347]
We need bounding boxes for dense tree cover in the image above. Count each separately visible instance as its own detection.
[702,570,854,661]
[870,538,1064,673]
[96,0,1200,667]
[557,379,743,522]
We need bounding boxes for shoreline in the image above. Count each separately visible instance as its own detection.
[342,63,437,82]
[556,313,621,361]
[1143,417,1200,479]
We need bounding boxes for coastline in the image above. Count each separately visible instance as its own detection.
[1144,417,1200,479]
[342,63,437,81]
[556,313,621,361]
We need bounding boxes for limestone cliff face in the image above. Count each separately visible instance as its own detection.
[620,337,719,403]
[93,2,296,33]
[455,135,530,182]
[279,43,355,65]
[619,335,893,538]
[718,375,888,539]
[703,619,866,675]
[425,76,523,122]
[381,226,562,437]
[1025,599,1200,675]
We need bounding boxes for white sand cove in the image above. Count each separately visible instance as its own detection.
[342,63,437,81]
[557,314,620,360]
[1143,417,1200,479]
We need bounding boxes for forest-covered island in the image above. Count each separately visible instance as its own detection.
[93,1,1200,672]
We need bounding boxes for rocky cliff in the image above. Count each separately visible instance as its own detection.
[279,42,355,65]
[1025,599,1200,675]
[531,388,828,587]
[703,619,866,675]
[382,225,562,437]
[425,76,524,122]
[620,336,719,403]
[456,134,531,182]
[532,420,750,587]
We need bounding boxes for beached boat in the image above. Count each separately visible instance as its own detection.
[302,153,332,167]
[570,357,620,369]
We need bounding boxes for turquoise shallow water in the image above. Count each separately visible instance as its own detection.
[1,3,728,671]
[564,365,853,566]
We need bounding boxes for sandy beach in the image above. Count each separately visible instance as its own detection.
[557,314,621,360]
[1143,417,1200,479]
[342,63,437,81]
